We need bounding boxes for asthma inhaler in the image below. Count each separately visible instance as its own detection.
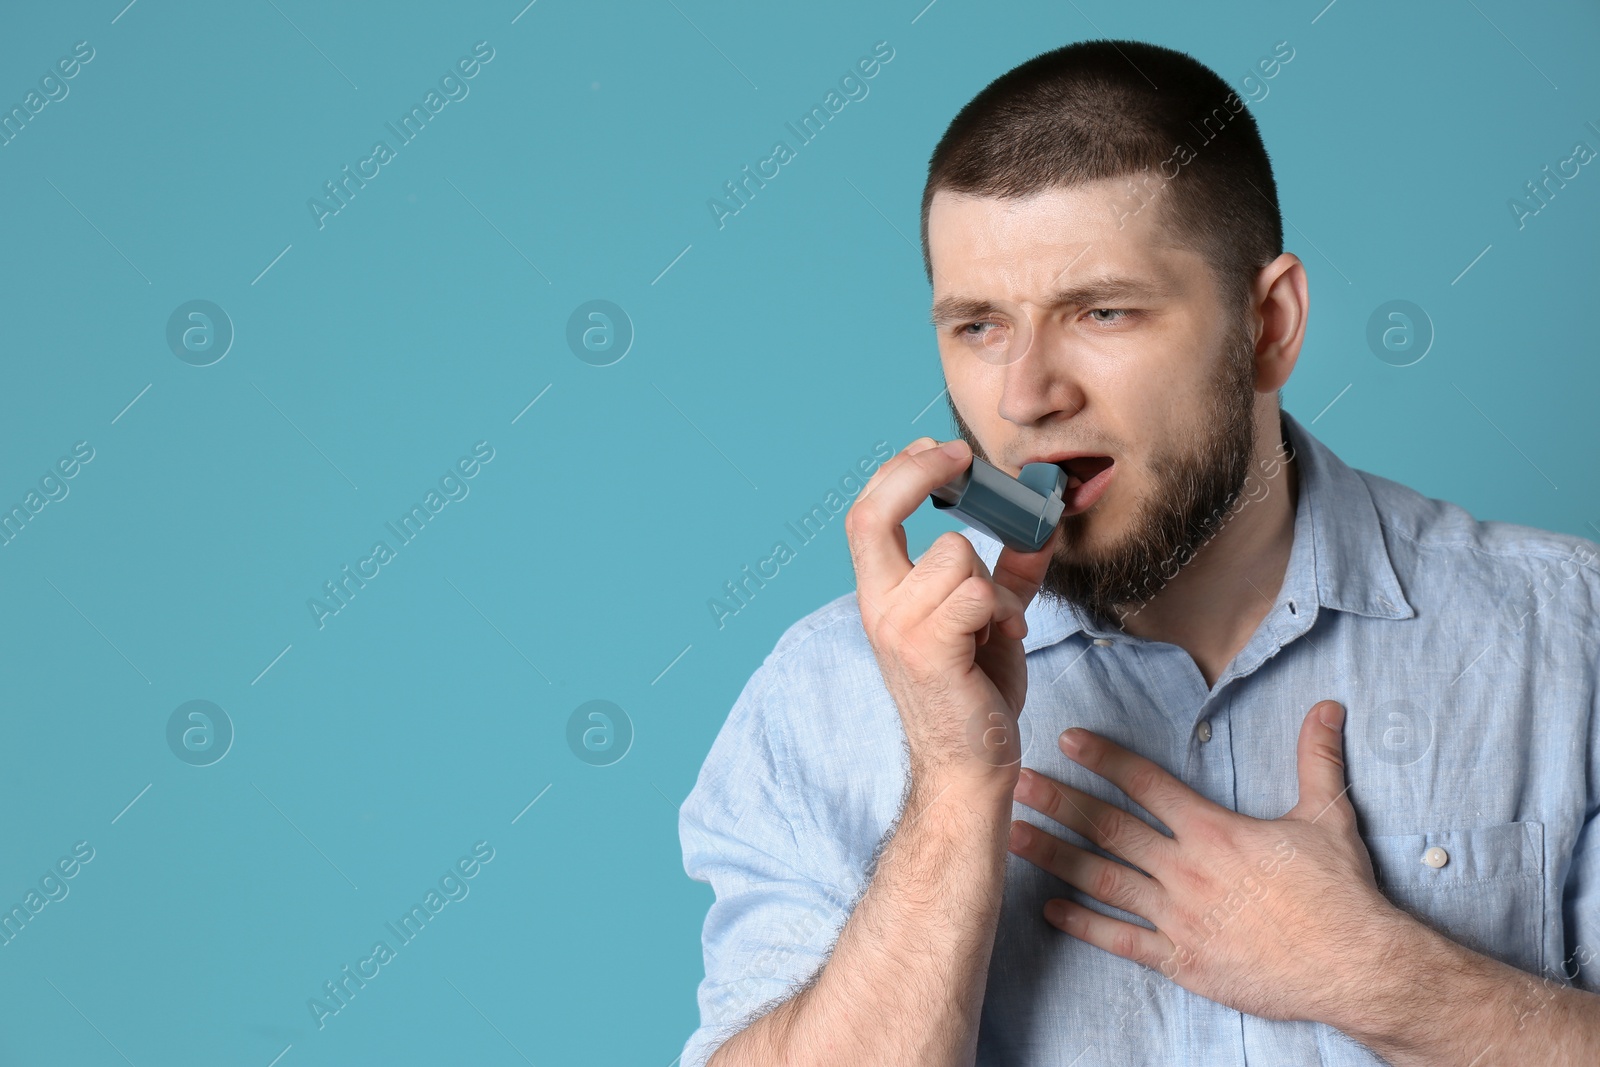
[928,455,1067,553]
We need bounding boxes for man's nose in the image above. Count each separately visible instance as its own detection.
[996,318,1086,426]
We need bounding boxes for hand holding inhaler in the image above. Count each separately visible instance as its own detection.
[845,438,1062,794]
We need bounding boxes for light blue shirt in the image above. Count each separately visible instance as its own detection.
[678,409,1600,1066]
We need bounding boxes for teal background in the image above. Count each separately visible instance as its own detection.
[1,1,1596,1064]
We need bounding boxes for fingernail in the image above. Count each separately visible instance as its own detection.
[907,437,938,454]
[1008,822,1031,849]
[1059,727,1084,755]
[1319,701,1345,729]
[1044,899,1071,926]
[940,439,969,459]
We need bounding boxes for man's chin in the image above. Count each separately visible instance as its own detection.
[1037,554,1147,628]
[1050,508,1132,567]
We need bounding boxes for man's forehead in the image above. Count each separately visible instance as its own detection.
[926,183,1194,301]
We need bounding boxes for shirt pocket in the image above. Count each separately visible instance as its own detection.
[1366,820,1545,974]
[1315,820,1545,1066]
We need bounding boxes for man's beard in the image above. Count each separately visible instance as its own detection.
[949,314,1261,630]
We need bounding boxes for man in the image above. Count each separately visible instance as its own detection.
[678,38,1600,1066]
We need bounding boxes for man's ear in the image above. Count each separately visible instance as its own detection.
[1249,253,1308,393]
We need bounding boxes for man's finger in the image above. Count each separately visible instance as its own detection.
[1289,701,1354,826]
[1038,895,1172,973]
[848,438,974,602]
[894,531,989,623]
[856,435,941,503]
[1014,767,1171,870]
[1009,821,1161,921]
[990,517,1063,610]
[1058,727,1215,833]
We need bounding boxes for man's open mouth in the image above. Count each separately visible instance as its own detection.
[1057,455,1114,489]
[1055,456,1115,515]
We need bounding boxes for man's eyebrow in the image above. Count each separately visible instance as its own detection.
[929,276,1177,326]
[929,296,999,327]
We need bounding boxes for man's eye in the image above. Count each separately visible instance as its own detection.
[1087,308,1129,324]
[960,321,999,338]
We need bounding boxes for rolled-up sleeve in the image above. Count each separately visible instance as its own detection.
[1559,647,1600,992]
[677,659,856,1067]
[1563,818,1600,990]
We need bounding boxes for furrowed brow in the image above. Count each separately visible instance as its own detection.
[1048,276,1176,307]
[929,297,998,327]
[930,275,1175,326]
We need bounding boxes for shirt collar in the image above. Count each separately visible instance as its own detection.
[960,408,1416,653]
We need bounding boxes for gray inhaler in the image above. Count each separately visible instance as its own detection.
[928,455,1067,553]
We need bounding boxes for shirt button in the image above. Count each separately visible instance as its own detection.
[1422,846,1449,869]
[1093,638,1113,647]
[1196,720,1213,743]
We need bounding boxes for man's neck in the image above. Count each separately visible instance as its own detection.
[1114,447,1301,690]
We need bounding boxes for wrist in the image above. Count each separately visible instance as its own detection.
[1318,906,1487,1051]
[908,766,1018,821]
[866,772,1014,953]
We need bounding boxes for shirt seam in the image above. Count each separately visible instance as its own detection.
[735,659,810,865]
[1373,503,1600,828]
[759,606,870,867]
[1377,874,1541,891]
[1365,494,1600,574]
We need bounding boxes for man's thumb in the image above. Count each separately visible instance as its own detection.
[1290,700,1353,825]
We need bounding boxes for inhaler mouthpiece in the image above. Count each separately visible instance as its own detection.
[929,455,1066,553]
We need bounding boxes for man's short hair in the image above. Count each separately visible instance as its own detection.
[919,39,1284,316]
